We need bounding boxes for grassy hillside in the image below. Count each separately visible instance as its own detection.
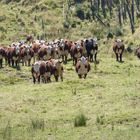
[1,0,140,45]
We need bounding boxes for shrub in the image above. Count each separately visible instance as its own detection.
[114,27,123,36]
[31,118,45,131]
[63,21,70,29]
[107,31,114,39]
[74,113,87,127]
[75,5,85,20]
[96,115,105,125]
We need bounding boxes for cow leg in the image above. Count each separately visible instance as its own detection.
[120,53,123,62]
[54,75,58,82]
[90,54,93,62]
[47,77,51,83]
[62,55,64,63]
[38,75,40,84]
[15,60,19,67]
[65,55,67,64]
[22,59,24,66]
[78,74,82,79]
[12,60,14,67]
[28,59,31,66]
[94,53,97,62]
[8,59,11,66]
[33,76,36,84]
[60,74,63,81]
[5,58,8,66]
[84,74,87,79]
[115,53,119,61]
[73,58,75,66]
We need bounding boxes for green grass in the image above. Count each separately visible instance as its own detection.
[0,51,140,140]
[0,0,140,139]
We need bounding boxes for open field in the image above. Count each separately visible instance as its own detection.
[0,49,140,140]
[0,0,140,139]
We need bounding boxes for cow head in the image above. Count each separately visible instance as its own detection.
[15,46,20,55]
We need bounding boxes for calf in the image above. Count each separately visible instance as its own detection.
[31,61,52,84]
[70,43,83,65]
[5,46,20,67]
[49,59,63,82]
[75,56,91,79]
[113,39,125,62]
[20,46,34,66]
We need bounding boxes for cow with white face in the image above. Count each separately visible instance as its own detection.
[113,39,125,62]
[49,59,64,82]
[5,43,20,67]
[20,45,34,66]
[58,39,69,64]
[75,56,91,79]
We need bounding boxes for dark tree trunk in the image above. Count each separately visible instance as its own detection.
[122,3,127,21]
[135,0,140,11]
[101,0,106,18]
[125,1,135,34]
[118,5,122,26]
[131,0,135,23]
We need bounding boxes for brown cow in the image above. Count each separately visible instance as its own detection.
[38,45,52,61]
[113,39,125,62]
[49,59,63,82]
[31,61,46,84]
[70,42,83,65]
[20,46,34,66]
[58,39,70,64]
[31,41,41,62]
[5,46,20,67]
[75,56,91,79]
[0,47,6,68]
[135,47,140,59]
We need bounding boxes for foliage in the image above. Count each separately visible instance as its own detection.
[74,113,87,127]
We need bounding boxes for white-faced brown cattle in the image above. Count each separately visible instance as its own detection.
[70,42,83,65]
[75,56,90,79]
[5,45,20,67]
[20,45,34,66]
[135,47,140,59]
[113,39,125,62]
[58,39,70,64]
[0,46,6,68]
[49,59,64,82]
[31,61,49,84]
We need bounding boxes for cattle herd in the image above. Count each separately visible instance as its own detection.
[0,35,140,84]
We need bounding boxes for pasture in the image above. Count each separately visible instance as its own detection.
[0,46,140,140]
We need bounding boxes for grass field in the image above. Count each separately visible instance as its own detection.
[0,46,140,140]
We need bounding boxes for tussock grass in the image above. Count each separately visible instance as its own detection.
[74,113,87,127]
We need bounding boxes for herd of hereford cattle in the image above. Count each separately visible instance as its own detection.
[0,35,140,83]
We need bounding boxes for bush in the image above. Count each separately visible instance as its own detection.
[31,118,45,131]
[76,5,85,20]
[63,21,70,29]
[107,31,114,39]
[74,113,87,127]
[114,27,123,36]
[96,115,105,125]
